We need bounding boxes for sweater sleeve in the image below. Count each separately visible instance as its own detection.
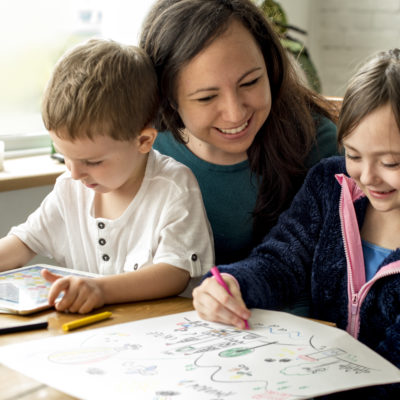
[206,160,331,310]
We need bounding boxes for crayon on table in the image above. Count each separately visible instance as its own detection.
[210,266,249,329]
[0,321,48,335]
[62,311,112,332]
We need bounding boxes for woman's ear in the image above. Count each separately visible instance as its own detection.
[137,127,158,153]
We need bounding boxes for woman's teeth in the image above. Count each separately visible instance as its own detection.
[218,121,248,134]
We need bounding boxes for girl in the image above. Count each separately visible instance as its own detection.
[140,0,338,267]
[193,48,400,398]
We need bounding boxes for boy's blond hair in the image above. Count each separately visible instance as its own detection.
[42,39,158,140]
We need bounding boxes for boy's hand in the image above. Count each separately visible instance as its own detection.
[41,269,105,314]
[192,274,251,329]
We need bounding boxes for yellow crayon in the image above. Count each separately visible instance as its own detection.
[62,311,112,332]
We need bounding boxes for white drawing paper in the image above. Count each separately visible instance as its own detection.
[0,309,399,399]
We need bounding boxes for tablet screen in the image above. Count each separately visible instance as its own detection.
[0,265,98,314]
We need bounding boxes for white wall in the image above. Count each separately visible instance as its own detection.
[0,185,53,264]
[279,0,311,44]
[279,0,400,96]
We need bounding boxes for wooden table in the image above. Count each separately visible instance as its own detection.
[0,297,194,399]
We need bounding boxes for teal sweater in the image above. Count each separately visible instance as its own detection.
[154,116,338,265]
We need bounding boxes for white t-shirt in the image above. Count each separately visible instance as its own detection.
[10,149,214,278]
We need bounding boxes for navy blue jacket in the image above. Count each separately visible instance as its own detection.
[210,156,400,399]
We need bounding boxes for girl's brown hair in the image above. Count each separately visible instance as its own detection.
[140,0,336,240]
[42,39,158,141]
[338,48,400,145]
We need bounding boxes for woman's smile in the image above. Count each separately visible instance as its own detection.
[216,119,249,135]
[176,19,271,165]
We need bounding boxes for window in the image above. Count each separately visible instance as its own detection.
[0,0,155,156]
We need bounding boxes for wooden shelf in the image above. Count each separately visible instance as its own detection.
[0,154,66,192]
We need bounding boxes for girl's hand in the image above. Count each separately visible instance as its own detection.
[41,269,105,314]
[192,274,251,329]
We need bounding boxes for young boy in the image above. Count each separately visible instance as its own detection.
[0,39,214,314]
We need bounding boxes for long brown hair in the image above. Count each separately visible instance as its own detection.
[338,48,400,145]
[140,0,335,240]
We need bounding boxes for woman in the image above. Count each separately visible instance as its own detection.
[140,0,338,268]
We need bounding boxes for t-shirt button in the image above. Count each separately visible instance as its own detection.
[191,254,198,261]
[102,254,110,261]
[133,263,138,270]
[99,238,106,246]
[98,222,105,229]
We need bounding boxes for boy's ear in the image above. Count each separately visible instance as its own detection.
[137,127,157,153]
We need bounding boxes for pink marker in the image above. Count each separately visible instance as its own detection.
[210,266,249,329]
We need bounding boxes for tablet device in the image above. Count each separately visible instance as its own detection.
[0,264,98,315]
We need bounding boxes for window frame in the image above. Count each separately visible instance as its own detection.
[1,1,157,159]
[2,131,51,159]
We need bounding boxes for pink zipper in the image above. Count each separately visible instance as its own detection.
[348,266,400,337]
[337,174,365,337]
[337,174,400,338]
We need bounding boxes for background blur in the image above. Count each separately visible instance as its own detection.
[277,0,400,96]
[1,0,399,265]
[1,0,399,143]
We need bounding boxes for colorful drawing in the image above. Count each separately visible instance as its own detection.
[0,309,399,400]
